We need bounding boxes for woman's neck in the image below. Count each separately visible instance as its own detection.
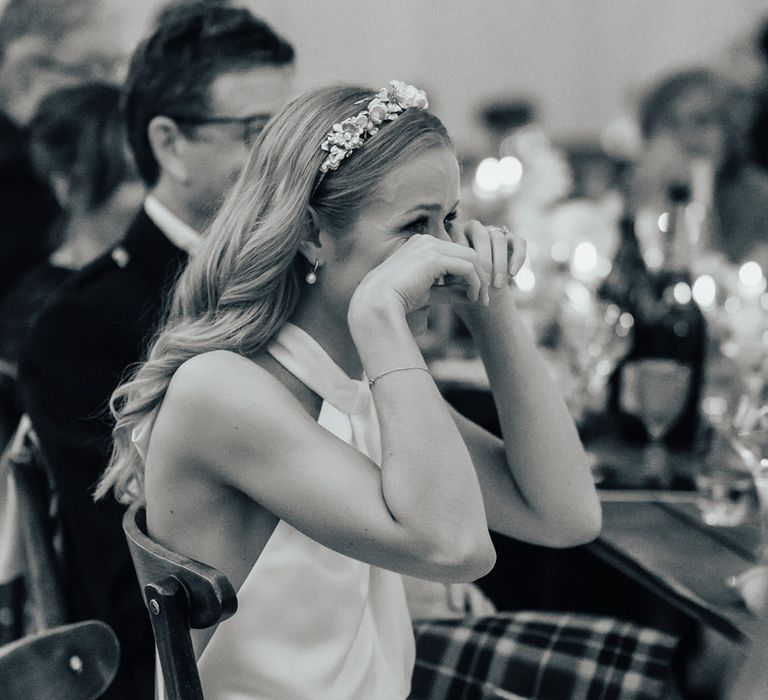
[289,296,364,380]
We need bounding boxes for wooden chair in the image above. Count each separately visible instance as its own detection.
[0,619,120,700]
[0,416,66,641]
[122,503,237,700]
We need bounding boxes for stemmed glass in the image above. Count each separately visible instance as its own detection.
[731,410,768,559]
[558,283,635,420]
[695,352,757,526]
[726,417,768,617]
[621,359,692,486]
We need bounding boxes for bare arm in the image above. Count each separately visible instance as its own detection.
[349,300,494,576]
[452,223,602,546]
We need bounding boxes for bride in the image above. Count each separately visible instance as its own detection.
[97,80,601,699]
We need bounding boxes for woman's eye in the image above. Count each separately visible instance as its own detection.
[444,211,458,231]
[404,216,429,234]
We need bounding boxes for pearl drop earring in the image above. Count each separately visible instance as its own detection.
[306,259,319,284]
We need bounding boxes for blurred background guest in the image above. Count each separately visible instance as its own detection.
[631,67,768,267]
[748,15,768,174]
[0,0,126,452]
[0,0,123,300]
[0,82,142,446]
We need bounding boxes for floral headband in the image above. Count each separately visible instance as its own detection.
[319,80,429,174]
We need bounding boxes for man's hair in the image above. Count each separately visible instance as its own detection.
[123,2,294,185]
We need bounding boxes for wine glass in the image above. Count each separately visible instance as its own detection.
[558,282,635,418]
[726,423,768,616]
[694,352,757,525]
[731,408,768,554]
[622,359,692,486]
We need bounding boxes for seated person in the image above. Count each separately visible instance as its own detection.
[0,82,140,447]
[0,0,127,301]
[632,67,768,266]
[0,82,141,369]
[96,81,678,699]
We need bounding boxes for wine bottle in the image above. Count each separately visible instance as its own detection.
[605,184,708,449]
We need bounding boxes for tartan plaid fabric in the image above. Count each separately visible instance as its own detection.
[410,611,678,700]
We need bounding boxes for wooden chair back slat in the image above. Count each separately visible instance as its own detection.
[4,418,67,631]
[123,503,237,700]
[145,577,205,700]
[123,504,237,628]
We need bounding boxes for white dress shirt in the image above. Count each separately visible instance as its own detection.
[143,194,202,255]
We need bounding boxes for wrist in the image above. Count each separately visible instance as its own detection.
[348,292,410,345]
[348,292,426,377]
[349,290,402,328]
[458,286,517,333]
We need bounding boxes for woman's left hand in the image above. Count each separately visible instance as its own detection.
[450,220,527,299]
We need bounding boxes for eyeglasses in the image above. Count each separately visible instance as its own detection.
[167,112,272,146]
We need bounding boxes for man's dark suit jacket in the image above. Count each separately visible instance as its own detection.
[0,112,59,299]
[19,209,188,700]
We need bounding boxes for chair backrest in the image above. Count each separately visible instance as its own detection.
[2,416,67,634]
[122,502,237,700]
[0,620,120,700]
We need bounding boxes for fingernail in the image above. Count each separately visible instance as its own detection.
[494,273,504,288]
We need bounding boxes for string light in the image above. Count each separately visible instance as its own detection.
[515,266,536,292]
[673,281,692,305]
[692,275,716,308]
[738,261,765,290]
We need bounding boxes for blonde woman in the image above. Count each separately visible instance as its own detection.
[97,82,662,699]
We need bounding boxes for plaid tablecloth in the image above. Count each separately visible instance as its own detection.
[411,611,678,700]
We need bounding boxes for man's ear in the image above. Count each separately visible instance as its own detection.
[147,116,190,184]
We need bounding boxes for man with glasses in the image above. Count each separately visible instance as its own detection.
[18,5,294,698]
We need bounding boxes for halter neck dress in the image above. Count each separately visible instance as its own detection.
[135,322,415,699]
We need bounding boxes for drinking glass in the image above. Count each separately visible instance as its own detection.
[732,425,768,561]
[725,425,768,617]
[694,439,755,527]
[622,359,692,485]
[695,354,756,525]
[558,285,635,419]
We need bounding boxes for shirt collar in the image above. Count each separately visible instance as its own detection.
[143,194,202,255]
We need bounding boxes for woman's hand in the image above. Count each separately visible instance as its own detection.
[448,221,526,323]
[349,234,489,320]
[452,220,526,287]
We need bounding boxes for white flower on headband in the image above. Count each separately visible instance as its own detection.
[319,80,429,173]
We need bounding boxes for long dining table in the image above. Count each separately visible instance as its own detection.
[429,355,764,647]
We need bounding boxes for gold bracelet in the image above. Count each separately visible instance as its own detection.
[368,366,431,388]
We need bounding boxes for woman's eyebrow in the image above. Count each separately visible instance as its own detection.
[400,200,460,217]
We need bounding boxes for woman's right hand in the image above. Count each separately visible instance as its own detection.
[349,234,489,321]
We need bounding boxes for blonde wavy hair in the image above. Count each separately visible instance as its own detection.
[95,83,452,503]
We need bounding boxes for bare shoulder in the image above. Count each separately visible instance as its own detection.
[159,350,317,460]
[166,349,302,420]
[169,349,272,394]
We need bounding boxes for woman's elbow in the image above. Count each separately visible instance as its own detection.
[549,504,602,547]
[423,532,497,582]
